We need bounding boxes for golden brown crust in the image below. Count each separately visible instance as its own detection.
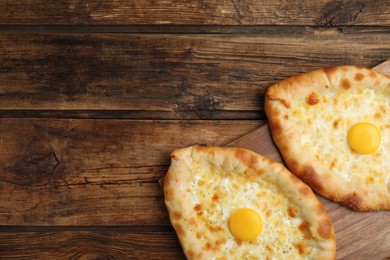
[164,145,336,259]
[265,66,390,211]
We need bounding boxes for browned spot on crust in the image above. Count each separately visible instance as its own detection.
[370,71,377,78]
[208,224,224,233]
[204,242,212,250]
[198,180,205,186]
[355,72,364,81]
[383,124,390,130]
[294,243,305,255]
[287,160,301,180]
[341,193,364,211]
[342,79,351,89]
[374,112,382,120]
[366,176,375,184]
[235,239,243,246]
[175,224,185,236]
[300,166,323,193]
[212,193,220,202]
[172,211,182,221]
[299,221,309,233]
[284,114,289,120]
[300,222,312,241]
[193,204,203,216]
[196,232,202,239]
[170,153,178,160]
[323,67,337,75]
[266,209,272,217]
[269,119,282,134]
[306,92,320,105]
[194,204,201,211]
[333,120,340,129]
[287,207,298,218]
[163,173,174,199]
[235,149,258,168]
[299,186,311,197]
[187,250,195,259]
[215,238,226,246]
[325,84,329,89]
[256,167,265,177]
[317,218,334,239]
[330,158,337,169]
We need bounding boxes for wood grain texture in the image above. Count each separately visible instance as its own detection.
[2,24,390,34]
[0,230,185,259]
[227,124,282,162]
[318,197,390,260]
[0,229,388,260]
[1,32,390,119]
[0,0,389,26]
[0,118,261,225]
[1,1,390,258]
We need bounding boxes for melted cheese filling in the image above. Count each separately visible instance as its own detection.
[293,88,389,186]
[187,164,320,259]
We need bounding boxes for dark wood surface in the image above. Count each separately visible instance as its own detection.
[1,1,390,259]
[0,0,390,26]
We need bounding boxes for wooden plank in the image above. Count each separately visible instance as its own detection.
[319,197,390,259]
[0,109,264,120]
[0,230,185,259]
[1,32,390,118]
[0,118,262,225]
[0,229,388,260]
[0,0,389,26]
[1,24,390,34]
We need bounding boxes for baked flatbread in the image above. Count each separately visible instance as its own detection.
[265,66,390,211]
[164,145,335,259]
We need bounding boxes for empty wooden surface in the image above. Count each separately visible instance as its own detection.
[1,0,390,259]
[0,0,390,26]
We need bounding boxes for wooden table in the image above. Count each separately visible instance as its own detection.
[1,1,389,259]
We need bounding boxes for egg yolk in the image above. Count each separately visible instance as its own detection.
[347,122,381,154]
[228,208,262,241]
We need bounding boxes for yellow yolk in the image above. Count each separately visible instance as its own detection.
[347,122,381,154]
[228,208,262,241]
